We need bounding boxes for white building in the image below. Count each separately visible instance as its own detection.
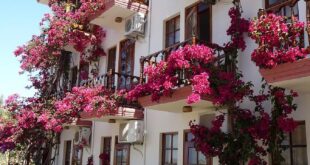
[38,0,310,164]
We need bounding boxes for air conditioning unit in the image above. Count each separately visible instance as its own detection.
[73,127,91,146]
[119,120,144,144]
[124,13,146,38]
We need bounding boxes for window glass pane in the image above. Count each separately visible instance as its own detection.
[122,149,128,163]
[167,21,174,33]
[293,148,308,165]
[186,7,197,39]
[281,133,290,146]
[198,2,207,12]
[175,30,180,43]
[175,17,180,29]
[165,149,172,163]
[284,6,292,18]
[268,0,282,6]
[280,149,291,165]
[168,34,175,47]
[173,134,178,148]
[172,150,178,164]
[187,133,194,142]
[293,4,299,17]
[117,150,122,164]
[165,135,172,148]
[292,124,307,145]
[189,147,197,164]
[198,151,207,164]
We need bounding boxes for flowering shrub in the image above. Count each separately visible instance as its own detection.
[225,7,250,51]
[128,44,215,104]
[2,1,303,165]
[190,85,299,165]
[55,86,133,118]
[187,7,301,165]
[99,152,110,165]
[2,0,106,163]
[249,14,307,68]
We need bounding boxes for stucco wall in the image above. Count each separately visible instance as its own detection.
[56,127,91,165]
[54,0,310,164]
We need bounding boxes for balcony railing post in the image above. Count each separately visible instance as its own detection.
[192,35,197,45]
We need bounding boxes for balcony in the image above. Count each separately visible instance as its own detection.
[137,38,224,113]
[80,71,143,122]
[90,0,148,28]
[37,0,48,5]
[63,118,92,127]
[260,58,310,93]
[80,70,140,90]
[80,107,144,122]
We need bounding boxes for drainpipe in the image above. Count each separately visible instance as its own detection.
[143,0,152,164]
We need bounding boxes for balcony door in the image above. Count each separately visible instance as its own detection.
[118,39,135,89]
[185,2,211,43]
[64,140,72,165]
[107,47,117,88]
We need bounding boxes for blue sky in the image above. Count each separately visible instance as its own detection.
[0,1,50,99]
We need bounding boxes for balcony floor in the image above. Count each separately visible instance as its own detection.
[80,107,144,122]
[138,86,215,113]
[260,58,310,93]
[90,0,148,28]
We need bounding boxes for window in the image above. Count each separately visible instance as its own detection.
[72,144,83,165]
[107,47,117,88]
[64,140,72,165]
[70,66,78,89]
[79,63,89,83]
[118,39,135,89]
[165,15,180,48]
[108,47,117,72]
[185,2,211,43]
[184,132,211,165]
[59,51,71,92]
[265,0,299,19]
[279,121,308,165]
[114,136,130,165]
[162,133,178,165]
[101,137,112,165]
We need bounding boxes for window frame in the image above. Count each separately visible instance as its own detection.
[183,130,212,165]
[165,15,181,48]
[279,121,307,165]
[114,136,130,165]
[162,132,178,165]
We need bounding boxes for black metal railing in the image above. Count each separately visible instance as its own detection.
[80,70,140,90]
[139,37,225,87]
